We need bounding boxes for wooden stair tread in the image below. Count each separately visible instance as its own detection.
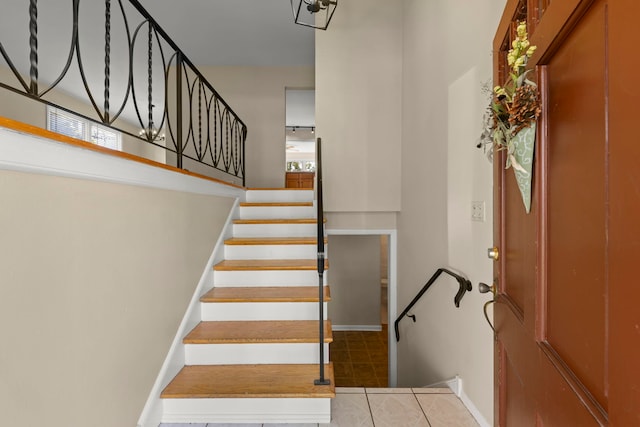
[201,286,331,302]
[239,202,313,207]
[214,259,328,271]
[225,237,327,246]
[233,218,326,225]
[161,364,335,399]
[247,188,312,191]
[184,320,333,344]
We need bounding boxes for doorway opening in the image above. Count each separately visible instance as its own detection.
[327,231,397,387]
[285,88,315,188]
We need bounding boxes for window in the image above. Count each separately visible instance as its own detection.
[286,160,315,172]
[47,107,122,151]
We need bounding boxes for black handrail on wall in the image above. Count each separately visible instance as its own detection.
[314,137,330,386]
[394,268,473,342]
[0,0,247,185]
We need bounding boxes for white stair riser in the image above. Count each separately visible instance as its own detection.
[201,302,327,321]
[162,397,331,424]
[239,205,315,220]
[246,190,314,203]
[224,244,322,260]
[158,189,331,425]
[232,223,318,238]
[214,270,328,287]
[185,343,330,365]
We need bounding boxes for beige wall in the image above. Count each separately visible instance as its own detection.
[0,169,234,427]
[198,66,315,188]
[317,0,504,422]
[328,235,381,326]
[315,0,402,213]
[397,0,505,423]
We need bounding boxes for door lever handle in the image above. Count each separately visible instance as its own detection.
[479,282,497,333]
[479,282,497,296]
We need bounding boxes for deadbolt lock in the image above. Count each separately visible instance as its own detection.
[487,247,499,261]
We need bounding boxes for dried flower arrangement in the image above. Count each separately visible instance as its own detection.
[479,21,541,212]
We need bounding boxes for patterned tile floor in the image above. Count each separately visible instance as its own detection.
[159,387,480,427]
[330,326,388,387]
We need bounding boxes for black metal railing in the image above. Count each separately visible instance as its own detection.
[314,137,330,386]
[0,0,246,185]
[394,268,473,341]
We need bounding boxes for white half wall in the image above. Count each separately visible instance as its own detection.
[0,126,237,427]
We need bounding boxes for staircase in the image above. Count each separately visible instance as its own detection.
[160,188,335,424]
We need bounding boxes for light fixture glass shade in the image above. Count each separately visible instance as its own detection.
[138,125,165,142]
[291,0,338,30]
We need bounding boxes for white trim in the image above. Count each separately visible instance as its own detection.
[326,228,398,387]
[460,387,491,427]
[422,376,491,427]
[424,375,460,395]
[332,325,383,332]
[136,198,240,427]
[0,126,244,199]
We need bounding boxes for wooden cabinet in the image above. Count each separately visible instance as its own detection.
[285,172,314,189]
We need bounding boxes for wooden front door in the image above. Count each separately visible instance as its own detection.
[493,1,640,425]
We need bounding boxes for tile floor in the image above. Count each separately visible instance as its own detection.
[330,326,388,387]
[159,387,479,427]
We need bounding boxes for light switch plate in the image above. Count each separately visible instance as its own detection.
[471,201,485,222]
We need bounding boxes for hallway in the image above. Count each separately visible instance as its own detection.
[330,326,388,387]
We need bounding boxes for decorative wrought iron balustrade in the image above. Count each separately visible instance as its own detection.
[0,0,246,185]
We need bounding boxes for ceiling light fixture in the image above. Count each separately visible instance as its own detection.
[138,125,165,142]
[138,104,165,142]
[291,0,338,30]
[286,126,315,134]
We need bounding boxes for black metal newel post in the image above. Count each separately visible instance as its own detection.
[315,137,330,386]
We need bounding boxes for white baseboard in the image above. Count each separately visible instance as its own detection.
[460,388,491,427]
[424,375,460,395]
[423,376,491,427]
[332,325,383,332]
